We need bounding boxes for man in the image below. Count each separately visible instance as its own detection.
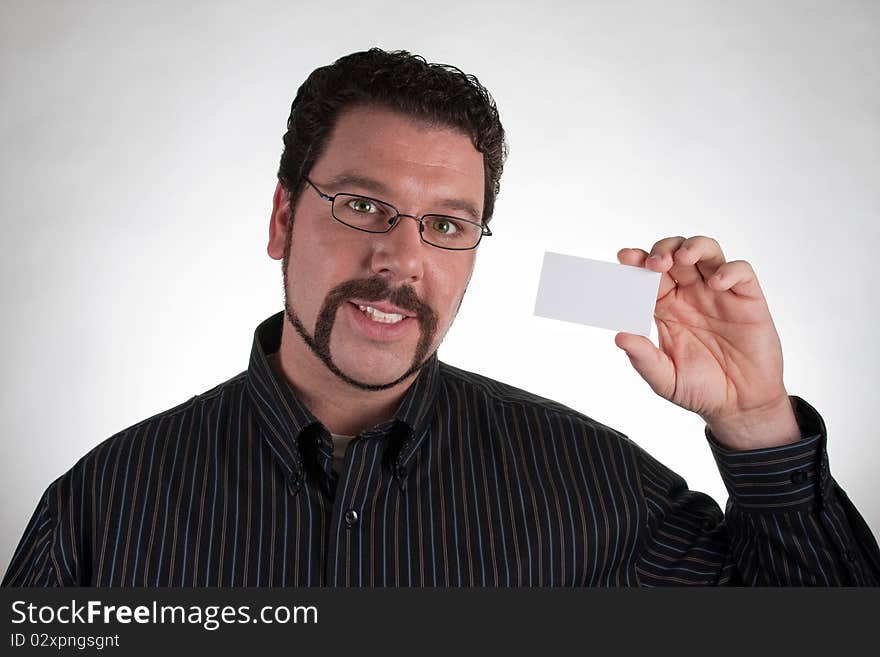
[4,48,878,586]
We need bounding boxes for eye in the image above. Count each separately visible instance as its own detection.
[347,197,376,214]
[427,217,460,235]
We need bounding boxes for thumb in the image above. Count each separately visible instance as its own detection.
[614,332,675,399]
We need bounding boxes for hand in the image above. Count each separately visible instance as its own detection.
[615,236,800,450]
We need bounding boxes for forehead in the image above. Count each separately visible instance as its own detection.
[309,105,485,216]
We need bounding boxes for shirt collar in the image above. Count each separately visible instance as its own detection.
[245,311,440,489]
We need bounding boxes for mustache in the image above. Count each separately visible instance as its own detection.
[324,276,434,320]
[309,275,439,389]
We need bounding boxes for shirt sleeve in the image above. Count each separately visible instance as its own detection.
[2,478,80,587]
[2,490,60,586]
[633,395,880,586]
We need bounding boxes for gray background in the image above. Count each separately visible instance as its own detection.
[2,0,878,579]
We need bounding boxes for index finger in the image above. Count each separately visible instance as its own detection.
[617,247,677,299]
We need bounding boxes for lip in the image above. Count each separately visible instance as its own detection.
[346,301,417,342]
[348,299,414,317]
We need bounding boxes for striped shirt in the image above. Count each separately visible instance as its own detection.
[4,311,879,586]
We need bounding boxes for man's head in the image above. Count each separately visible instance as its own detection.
[267,49,507,392]
[277,48,507,226]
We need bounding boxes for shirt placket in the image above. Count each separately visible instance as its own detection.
[323,430,389,587]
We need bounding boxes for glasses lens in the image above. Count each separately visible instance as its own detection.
[332,194,397,232]
[421,215,482,249]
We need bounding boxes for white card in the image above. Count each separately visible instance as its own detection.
[533,252,661,336]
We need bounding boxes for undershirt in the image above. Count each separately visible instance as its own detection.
[330,433,355,475]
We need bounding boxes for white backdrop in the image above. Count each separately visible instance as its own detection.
[2,0,878,578]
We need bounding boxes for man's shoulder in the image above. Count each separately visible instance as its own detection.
[438,361,567,409]
[50,370,249,491]
[437,361,630,439]
[118,370,249,434]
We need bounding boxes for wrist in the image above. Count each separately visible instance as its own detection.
[705,395,801,451]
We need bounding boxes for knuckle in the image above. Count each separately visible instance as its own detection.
[652,236,685,252]
[696,235,724,258]
[726,260,752,274]
[691,235,719,251]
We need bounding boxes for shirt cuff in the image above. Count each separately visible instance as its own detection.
[706,396,833,511]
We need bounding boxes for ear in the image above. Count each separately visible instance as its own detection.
[267,181,291,260]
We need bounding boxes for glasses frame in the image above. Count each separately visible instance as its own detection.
[303,177,492,251]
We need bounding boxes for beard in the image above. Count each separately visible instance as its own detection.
[281,230,440,391]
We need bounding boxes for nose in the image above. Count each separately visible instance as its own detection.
[369,214,426,283]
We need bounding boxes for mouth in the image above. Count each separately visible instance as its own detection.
[354,304,407,324]
[346,301,416,341]
[348,299,415,324]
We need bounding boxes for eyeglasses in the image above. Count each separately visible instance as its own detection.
[303,177,492,251]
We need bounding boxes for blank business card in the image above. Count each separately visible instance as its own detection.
[534,251,661,336]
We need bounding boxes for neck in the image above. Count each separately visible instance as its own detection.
[270,319,418,436]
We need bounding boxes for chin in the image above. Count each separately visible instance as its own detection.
[334,353,413,388]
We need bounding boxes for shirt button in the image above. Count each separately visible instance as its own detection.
[790,470,807,484]
[344,509,359,528]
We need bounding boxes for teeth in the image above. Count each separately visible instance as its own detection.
[356,304,406,324]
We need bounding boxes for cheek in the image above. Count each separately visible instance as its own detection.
[429,258,474,320]
[291,216,341,263]
[288,217,359,287]
[286,228,335,312]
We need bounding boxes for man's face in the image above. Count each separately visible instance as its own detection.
[267,105,484,390]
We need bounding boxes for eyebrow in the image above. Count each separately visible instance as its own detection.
[326,171,483,223]
[327,172,390,195]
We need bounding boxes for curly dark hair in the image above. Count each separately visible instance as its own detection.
[278,48,508,225]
